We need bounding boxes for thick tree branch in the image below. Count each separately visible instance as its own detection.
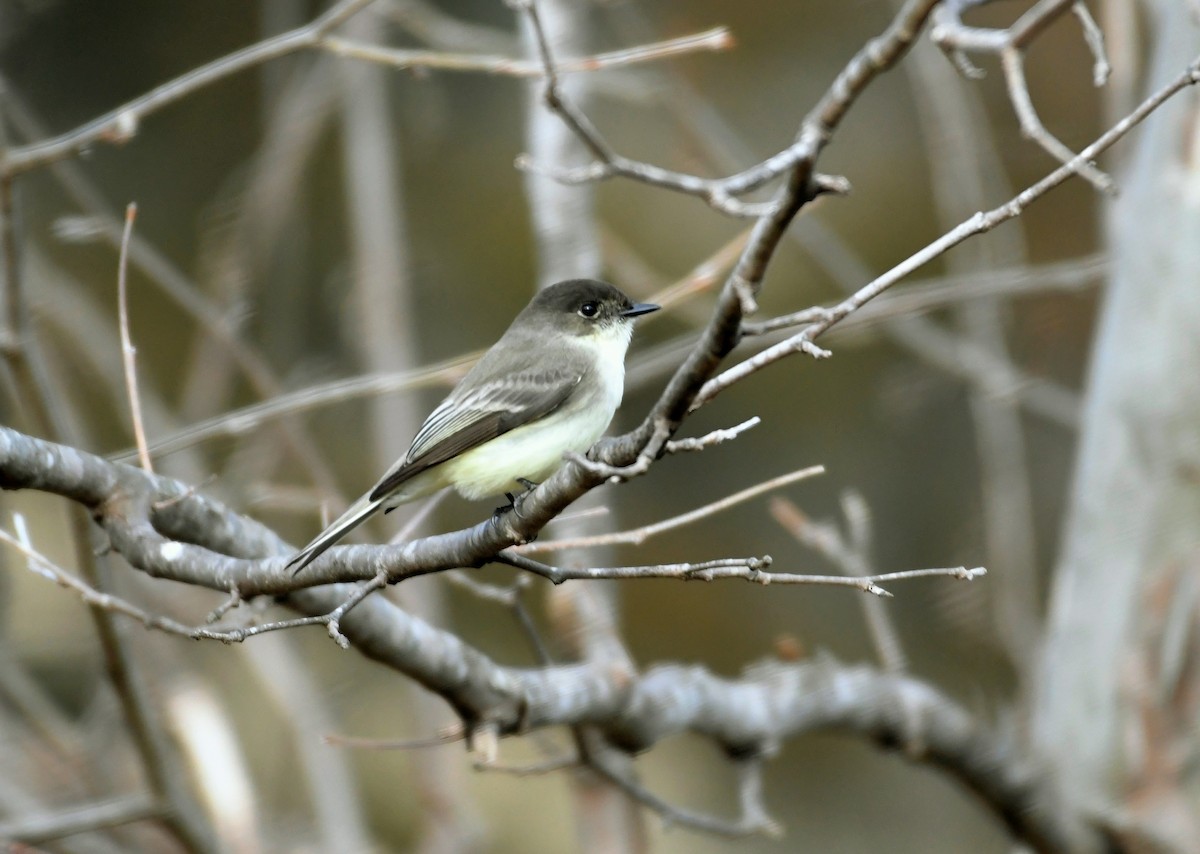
[0,373,1102,854]
[0,419,1104,850]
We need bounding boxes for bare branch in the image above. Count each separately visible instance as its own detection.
[0,1,1170,848]
[592,0,941,479]
[663,416,762,454]
[1,0,377,176]
[516,462,823,554]
[499,550,984,597]
[0,426,1106,849]
[323,724,467,751]
[1072,1,1111,86]
[116,202,152,473]
[692,58,1200,410]
[1,520,383,647]
[584,749,780,838]
[770,495,909,672]
[444,571,552,664]
[324,572,389,647]
[475,755,577,777]
[932,0,1114,191]
[511,0,837,218]
[0,793,165,845]
[320,26,732,76]
[1,71,345,497]
[110,353,474,462]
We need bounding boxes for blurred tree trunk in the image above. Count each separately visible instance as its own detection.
[1033,0,1200,837]
[520,2,645,851]
[338,11,481,852]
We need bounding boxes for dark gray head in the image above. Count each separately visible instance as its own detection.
[518,279,659,338]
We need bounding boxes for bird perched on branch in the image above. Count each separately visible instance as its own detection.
[288,279,659,573]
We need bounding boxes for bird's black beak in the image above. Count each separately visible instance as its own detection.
[621,302,660,318]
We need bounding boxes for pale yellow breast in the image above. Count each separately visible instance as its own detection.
[442,322,631,500]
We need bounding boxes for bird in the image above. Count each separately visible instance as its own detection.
[287,279,659,573]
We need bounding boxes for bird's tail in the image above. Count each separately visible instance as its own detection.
[288,493,383,575]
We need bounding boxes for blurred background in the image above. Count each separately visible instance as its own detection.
[1,0,1192,852]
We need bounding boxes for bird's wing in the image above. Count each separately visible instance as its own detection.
[368,367,582,502]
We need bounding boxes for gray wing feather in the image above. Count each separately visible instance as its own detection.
[368,368,582,502]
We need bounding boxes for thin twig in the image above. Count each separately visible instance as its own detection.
[663,416,762,454]
[742,253,1107,338]
[116,202,152,473]
[734,758,782,838]
[770,495,908,673]
[1000,48,1113,192]
[1,521,382,645]
[325,572,389,648]
[474,755,577,776]
[206,588,243,624]
[109,353,475,462]
[321,26,732,76]
[582,745,779,838]
[788,252,1105,334]
[499,551,985,597]
[323,723,467,750]
[515,462,822,554]
[444,571,552,663]
[1072,1,1110,86]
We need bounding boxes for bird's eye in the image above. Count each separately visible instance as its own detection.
[578,302,599,318]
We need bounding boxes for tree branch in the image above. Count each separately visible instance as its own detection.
[932,0,1115,191]
[1,0,376,176]
[0,397,1100,851]
[690,55,1200,411]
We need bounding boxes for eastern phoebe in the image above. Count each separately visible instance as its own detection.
[288,279,659,573]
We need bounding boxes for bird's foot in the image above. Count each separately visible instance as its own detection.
[493,478,540,521]
[495,493,517,517]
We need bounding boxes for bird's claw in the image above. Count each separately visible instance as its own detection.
[493,478,540,521]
